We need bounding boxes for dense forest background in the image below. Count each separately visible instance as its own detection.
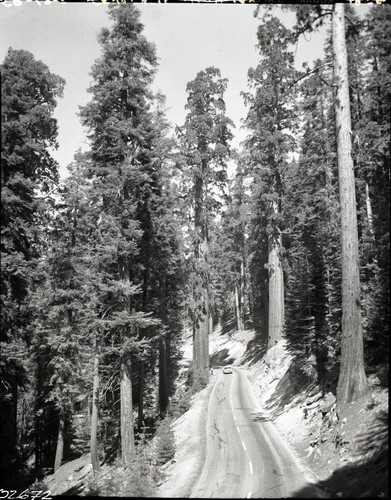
[1,3,389,491]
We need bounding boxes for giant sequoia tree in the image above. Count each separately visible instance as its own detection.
[243,15,297,349]
[280,3,370,407]
[180,67,233,387]
[332,3,368,406]
[1,48,64,483]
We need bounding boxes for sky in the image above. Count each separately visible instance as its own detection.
[0,1,331,178]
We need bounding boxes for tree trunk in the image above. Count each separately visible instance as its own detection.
[158,278,169,415]
[138,360,145,429]
[267,230,284,348]
[13,377,17,451]
[260,291,268,337]
[235,284,243,331]
[159,333,168,415]
[54,407,65,472]
[120,356,135,467]
[240,259,246,330]
[193,279,210,385]
[365,182,375,240]
[90,339,100,473]
[193,168,210,386]
[4,374,18,470]
[138,257,150,429]
[21,397,26,444]
[34,416,41,471]
[332,2,368,409]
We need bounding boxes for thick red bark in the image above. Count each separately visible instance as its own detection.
[333,3,368,408]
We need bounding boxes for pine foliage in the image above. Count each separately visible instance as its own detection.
[1,48,64,483]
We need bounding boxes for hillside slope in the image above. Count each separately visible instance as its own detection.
[246,336,388,498]
[161,326,388,498]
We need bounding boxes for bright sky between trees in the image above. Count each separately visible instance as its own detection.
[0,2,334,178]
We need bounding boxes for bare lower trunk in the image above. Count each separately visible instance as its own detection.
[365,183,373,234]
[138,360,145,428]
[54,407,65,472]
[333,3,368,409]
[192,165,210,387]
[267,231,284,348]
[34,415,42,470]
[235,284,243,331]
[91,342,100,473]
[20,397,26,444]
[193,287,210,383]
[260,290,268,337]
[240,259,246,329]
[159,334,168,415]
[365,182,378,266]
[121,356,135,467]
[193,236,210,385]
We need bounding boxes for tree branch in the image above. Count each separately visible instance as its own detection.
[40,175,62,190]
[34,175,63,199]
[286,62,333,91]
[290,10,333,42]
[345,14,361,36]
[34,188,58,200]
[319,75,336,88]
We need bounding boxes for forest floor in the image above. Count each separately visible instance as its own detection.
[159,326,389,498]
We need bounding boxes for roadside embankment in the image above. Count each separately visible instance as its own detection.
[157,381,214,498]
[246,338,388,498]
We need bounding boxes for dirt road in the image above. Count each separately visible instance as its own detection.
[190,367,327,498]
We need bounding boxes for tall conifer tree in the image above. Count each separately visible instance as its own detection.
[332,3,368,406]
[243,15,297,349]
[285,3,370,407]
[80,4,162,465]
[1,48,64,482]
[283,65,341,376]
[179,67,233,387]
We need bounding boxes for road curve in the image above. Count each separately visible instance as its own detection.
[190,367,327,498]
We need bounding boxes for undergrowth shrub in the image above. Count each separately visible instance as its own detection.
[155,416,176,465]
[168,388,193,417]
[188,366,209,392]
[85,451,158,497]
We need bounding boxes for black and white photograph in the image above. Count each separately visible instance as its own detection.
[0,0,389,497]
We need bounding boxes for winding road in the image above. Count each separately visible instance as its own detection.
[190,367,327,498]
